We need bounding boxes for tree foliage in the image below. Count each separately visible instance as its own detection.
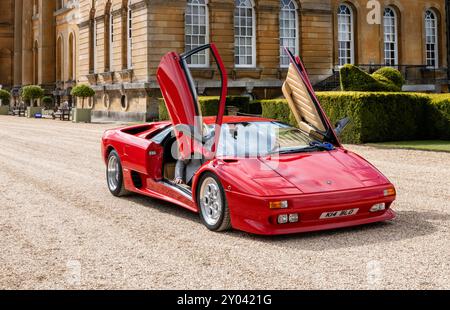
[0,89,11,105]
[21,86,44,106]
[71,85,95,109]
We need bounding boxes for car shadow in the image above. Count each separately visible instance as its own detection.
[122,194,445,251]
[228,210,447,251]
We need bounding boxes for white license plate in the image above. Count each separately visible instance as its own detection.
[320,208,359,219]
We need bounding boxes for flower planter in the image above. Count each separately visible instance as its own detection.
[27,107,43,118]
[0,106,9,115]
[72,108,92,123]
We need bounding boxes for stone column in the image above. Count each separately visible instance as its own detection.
[21,0,33,85]
[39,0,56,86]
[13,0,23,87]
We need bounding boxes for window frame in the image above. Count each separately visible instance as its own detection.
[127,3,133,69]
[109,11,114,71]
[425,9,439,69]
[234,0,257,68]
[279,0,299,68]
[383,7,398,67]
[185,0,210,68]
[337,3,354,67]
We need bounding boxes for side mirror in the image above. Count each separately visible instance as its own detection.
[334,117,351,136]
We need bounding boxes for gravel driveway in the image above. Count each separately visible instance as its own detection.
[0,116,449,290]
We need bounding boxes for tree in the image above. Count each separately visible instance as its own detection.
[0,89,11,106]
[42,96,54,110]
[71,84,95,109]
[21,85,44,107]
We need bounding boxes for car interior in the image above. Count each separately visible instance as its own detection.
[158,129,193,192]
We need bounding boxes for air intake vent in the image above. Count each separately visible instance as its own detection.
[131,171,143,189]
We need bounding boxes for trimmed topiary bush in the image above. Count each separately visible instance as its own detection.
[0,89,11,105]
[71,84,95,109]
[340,64,402,92]
[373,67,405,89]
[42,96,54,110]
[21,85,44,106]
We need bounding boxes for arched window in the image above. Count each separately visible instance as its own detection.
[68,33,75,80]
[105,1,113,72]
[279,0,298,67]
[234,0,256,68]
[33,0,39,15]
[127,1,133,69]
[109,12,114,71]
[89,2,97,74]
[425,9,438,68]
[93,17,97,73]
[337,4,354,66]
[56,36,63,81]
[384,7,398,66]
[33,41,39,85]
[185,0,209,67]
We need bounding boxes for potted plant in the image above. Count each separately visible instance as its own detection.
[21,85,44,118]
[0,89,11,115]
[71,84,95,123]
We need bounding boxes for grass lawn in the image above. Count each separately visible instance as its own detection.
[368,140,450,153]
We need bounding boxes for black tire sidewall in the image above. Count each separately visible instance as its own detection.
[107,150,125,196]
[197,172,227,231]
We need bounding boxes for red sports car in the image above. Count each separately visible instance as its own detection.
[101,44,396,235]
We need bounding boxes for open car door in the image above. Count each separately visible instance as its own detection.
[157,44,228,160]
[282,48,340,146]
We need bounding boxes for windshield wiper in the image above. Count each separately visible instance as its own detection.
[309,141,335,151]
[272,142,335,155]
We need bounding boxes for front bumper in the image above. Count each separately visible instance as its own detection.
[226,185,396,235]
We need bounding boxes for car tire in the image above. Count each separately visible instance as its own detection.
[106,150,129,197]
[197,172,231,232]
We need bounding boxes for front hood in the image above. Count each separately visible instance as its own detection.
[260,149,389,194]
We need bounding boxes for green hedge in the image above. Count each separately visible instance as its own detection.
[374,67,405,89]
[254,92,450,144]
[340,65,402,92]
[428,94,450,140]
[159,96,250,120]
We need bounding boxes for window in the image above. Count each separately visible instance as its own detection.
[185,0,209,67]
[234,0,256,67]
[425,10,438,68]
[127,3,133,69]
[279,0,298,67]
[93,18,97,73]
[384,7,398,66]
[109,12,114,70]
[337,4,354,66]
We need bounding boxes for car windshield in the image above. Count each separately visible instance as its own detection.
[210,122,317,157]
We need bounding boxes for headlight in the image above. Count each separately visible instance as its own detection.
[370,203,386,213]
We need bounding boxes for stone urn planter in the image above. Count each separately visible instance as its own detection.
[72,108,92,123]
[0,105,9,115]
[27,106,43,118]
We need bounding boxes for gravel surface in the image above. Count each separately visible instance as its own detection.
[0,116,449,290]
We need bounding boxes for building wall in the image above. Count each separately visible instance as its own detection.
[0,0,14,88]
[330,0,448,68]
[9,0,449,120]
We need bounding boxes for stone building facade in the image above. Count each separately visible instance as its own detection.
[0,1,14,89]
[6,0,450,121]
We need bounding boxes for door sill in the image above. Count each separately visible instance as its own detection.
[160,180,192,199]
